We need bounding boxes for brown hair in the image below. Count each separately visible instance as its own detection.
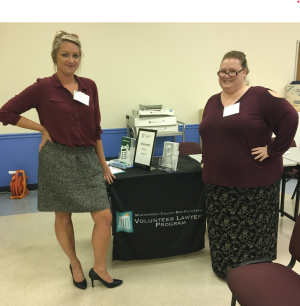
[222,51,250,85]
[51,31,83,70]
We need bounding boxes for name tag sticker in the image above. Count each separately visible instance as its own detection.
[74,91,90,106]
[223,102,240,117]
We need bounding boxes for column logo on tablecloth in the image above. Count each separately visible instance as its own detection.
[116,211,134,233]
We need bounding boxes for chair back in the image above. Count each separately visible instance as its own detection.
[179,142,202,156]
[289,214,300,262]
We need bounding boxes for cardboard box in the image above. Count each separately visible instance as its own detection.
[136,125,179,134]
[129,115,177,127]
[132,108,175,117]
[285,85,300,112]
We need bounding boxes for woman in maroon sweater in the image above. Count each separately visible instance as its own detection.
[199,51,298,279]
[0,31,122,289]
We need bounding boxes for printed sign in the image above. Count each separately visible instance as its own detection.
[133,209,201,228]
[134,128,157,170]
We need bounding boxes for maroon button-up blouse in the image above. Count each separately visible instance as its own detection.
[0,74,103,147]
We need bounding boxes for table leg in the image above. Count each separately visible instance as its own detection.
[280,173,286,217]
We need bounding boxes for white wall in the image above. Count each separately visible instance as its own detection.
[1,23,300,140]
[294,114,300,146]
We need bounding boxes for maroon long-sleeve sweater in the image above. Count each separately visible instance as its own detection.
[199,86,299,188]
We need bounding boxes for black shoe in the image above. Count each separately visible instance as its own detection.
[70,264,87,290]
[89,268,123,288]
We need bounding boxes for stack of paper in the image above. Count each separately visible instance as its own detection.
[139,104,163,110]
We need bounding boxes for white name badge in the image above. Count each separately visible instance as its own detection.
[223,102,240,117]
[74,91,90,106]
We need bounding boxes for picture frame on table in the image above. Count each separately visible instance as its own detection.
[133,128,157,171]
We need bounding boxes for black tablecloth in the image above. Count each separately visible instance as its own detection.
[108,155,206,260]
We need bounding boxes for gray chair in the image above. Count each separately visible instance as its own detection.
[226,214,300,306]
[178,142,202,156]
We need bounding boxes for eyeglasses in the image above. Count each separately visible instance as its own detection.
[55,30,79,39]
[217,68,244,77]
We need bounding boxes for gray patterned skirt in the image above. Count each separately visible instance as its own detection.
[205,180,280,279]
[38,141,110,213]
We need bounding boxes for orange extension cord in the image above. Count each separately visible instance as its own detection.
[10,170,29,199]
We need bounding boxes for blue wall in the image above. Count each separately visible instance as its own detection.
[0,124,200,189]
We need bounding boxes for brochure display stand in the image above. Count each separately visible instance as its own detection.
[119,136,135,167]
[109,136,135,170]
[158,142,179,172]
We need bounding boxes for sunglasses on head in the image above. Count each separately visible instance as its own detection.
[55,30,79,39]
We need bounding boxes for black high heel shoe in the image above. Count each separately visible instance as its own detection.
[70,264,87,290]
[89,268,123,288]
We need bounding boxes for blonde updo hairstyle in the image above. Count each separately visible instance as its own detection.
[51,31,83,71]
[222,51,250,85]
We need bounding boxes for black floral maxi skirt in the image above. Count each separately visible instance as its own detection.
[37,141,110,213]
[205,180,280,279]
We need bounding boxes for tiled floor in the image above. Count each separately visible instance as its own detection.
[0,179,299,306]
[0,191,39,216]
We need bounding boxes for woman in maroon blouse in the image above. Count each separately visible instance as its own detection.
[199,51,298,279]
[0,31,122,289]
